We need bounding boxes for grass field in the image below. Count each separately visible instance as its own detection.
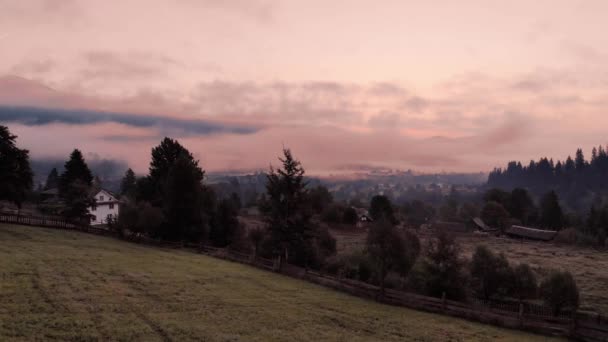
[0,224,562,341]
[332,228,608,315]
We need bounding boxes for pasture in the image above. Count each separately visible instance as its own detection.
[332,228,608,315]
[0,223,561,341]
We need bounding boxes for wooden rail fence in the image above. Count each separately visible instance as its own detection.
[1,214,607,341]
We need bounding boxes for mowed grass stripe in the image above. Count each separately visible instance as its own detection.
[0,224,562,341]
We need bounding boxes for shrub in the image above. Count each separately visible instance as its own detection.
[510,263,538,301]
[539,270,579,316]
[321,204,344,224]
[481,201,510,231]
[366,219,420,293]
[470,245,512,300]
[421,231,467,300]
[342,207,359,225]
[322,251,372,281]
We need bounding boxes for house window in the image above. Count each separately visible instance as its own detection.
[100,195,105,201]
[109,203,114,209]
[91,205,97,211]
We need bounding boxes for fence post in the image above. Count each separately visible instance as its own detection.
[518,302,524,325]
[570,310,578,337]
[442,292,446,311]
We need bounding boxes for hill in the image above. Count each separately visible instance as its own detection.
[0,223,561,341]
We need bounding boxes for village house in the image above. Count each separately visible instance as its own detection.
[89,189,119,225]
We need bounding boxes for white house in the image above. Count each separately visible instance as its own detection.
[89,189,120,225]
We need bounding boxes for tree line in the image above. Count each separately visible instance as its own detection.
[488,145,608,211]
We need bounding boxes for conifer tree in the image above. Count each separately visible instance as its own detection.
[264,148,315,266]
[44,168,59,190]
[59,149,94,222]
[120,168,137,197]
[0,125,33,209]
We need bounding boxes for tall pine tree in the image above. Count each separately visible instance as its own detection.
[44,168,59,190]
[264,149,315,266]
[59,149,94,222]
[0,125,33,209]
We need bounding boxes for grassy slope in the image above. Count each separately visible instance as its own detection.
[0,224,561,342]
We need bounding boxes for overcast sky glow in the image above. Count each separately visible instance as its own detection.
[1,0,608,174]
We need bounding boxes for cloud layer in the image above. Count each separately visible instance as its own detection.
[3,1,608,174]
[0,105,259,137]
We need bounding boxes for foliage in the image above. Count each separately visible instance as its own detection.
[0,125,33,208]
[539,270,580,316]
[540,191,564,230]
[308,185,333,214]
[509,188,537,225]
[117,201,165,236]
[321,203,344,224]
[263,148,324,267]
[44,168,59,190]
[458,202,480,223]
[59,149,93,195]
[209,198,242,247]
[481,201,510,231]
[369,195,397,223]
[488,145,608,215]
[160,152,206,241]
[402,200,435,227]
[510,263,538,301]
[120,168,137,197]
[61,180,95,222]
[483,188,511,208]
[325,250,374,282]
[421,231,467,300]
[57,150,94,222]
[366,219,420,293]
[342,207,359,225]
[470,246,512,300]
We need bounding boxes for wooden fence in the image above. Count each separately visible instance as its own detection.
[1,215,607,341]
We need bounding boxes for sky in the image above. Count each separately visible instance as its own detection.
[1,0,608,175]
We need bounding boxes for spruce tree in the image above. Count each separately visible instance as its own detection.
[161,152,205,240]
[120,168,137,197]
[0,125,33,208]
[59,149,93,194]
[540,190,564,230]
[59,149,94,222]
[264,148,315,266]
[44,168,59,190]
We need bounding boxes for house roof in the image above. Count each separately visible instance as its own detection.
[505,225,558,241]
[94,189,120,203]
[472,217,497,232]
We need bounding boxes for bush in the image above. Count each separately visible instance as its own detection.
[470,245,512,300]
[539,270,579,316]
[321,204,344,224]
[366,219,420,292]
[421,231,467,300]
[510,263,537,301]
[342,207,359,225]
[325,251,374,282]
[481,201,510,231]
